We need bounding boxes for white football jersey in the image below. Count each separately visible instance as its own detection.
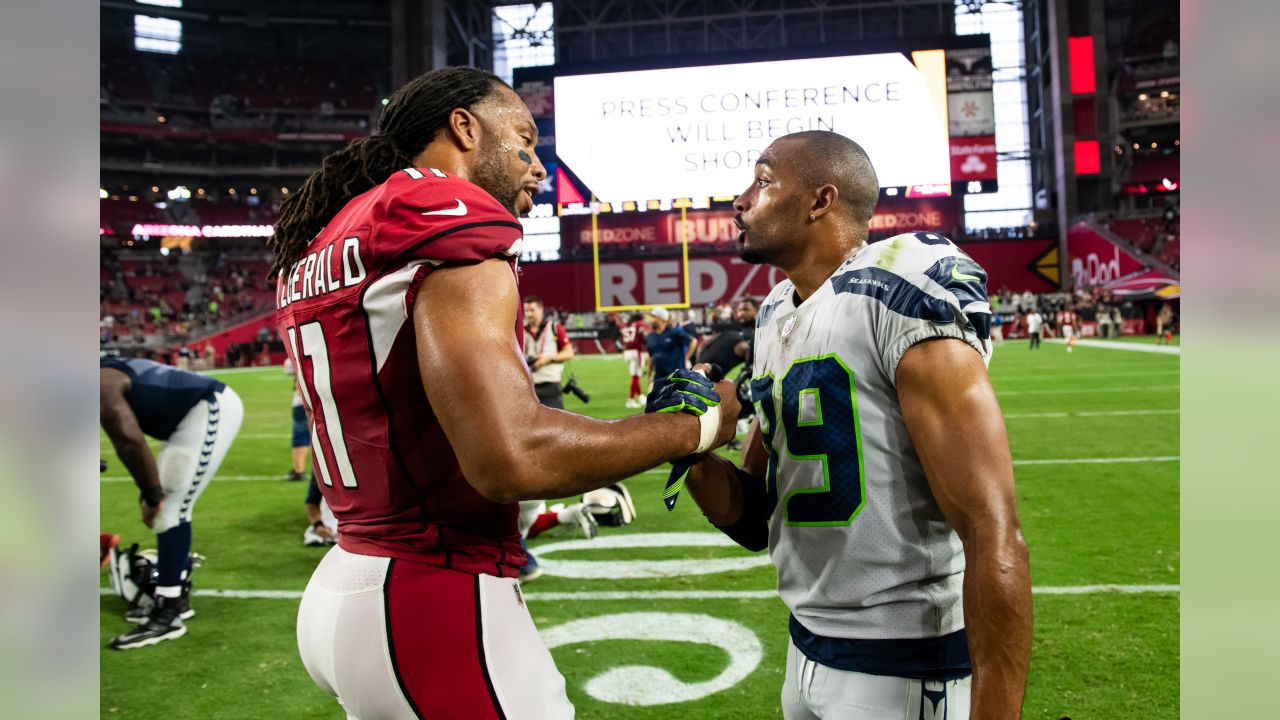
[751,232,992,641]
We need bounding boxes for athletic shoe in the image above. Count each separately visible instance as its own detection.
[563,503,599,540]
[303,524,338,547]
[126,582,194,624]
[284,470,306,482]
[111,596,187,650]
[625,398,642,409]
[519,551,543,584]
[100,533,120,569]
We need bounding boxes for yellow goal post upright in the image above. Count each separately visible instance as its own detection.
[591,193,693,313]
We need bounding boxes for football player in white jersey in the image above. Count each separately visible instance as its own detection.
[681,131,1031,719]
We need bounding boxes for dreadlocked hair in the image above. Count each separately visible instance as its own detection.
[267,66,507,279]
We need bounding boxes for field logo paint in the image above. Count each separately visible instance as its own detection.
[532,532,772,579]
[541,612,763,706]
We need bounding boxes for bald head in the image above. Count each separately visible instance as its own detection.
[767,131,880,223]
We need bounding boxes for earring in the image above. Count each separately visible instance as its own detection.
[808,214,816,221]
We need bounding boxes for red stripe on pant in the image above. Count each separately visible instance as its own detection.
[384,559,507,719]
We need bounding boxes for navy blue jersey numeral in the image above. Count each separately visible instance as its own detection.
[752,355,866,526]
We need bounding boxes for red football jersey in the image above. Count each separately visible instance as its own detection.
[620,320,648,352]
[276,167,526,577]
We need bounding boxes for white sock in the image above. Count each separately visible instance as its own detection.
[155,585,182,599]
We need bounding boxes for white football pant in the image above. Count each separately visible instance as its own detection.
[153,387,244,533]
[782,640,971,720]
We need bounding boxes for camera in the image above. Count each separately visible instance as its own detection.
[562,375,591,404]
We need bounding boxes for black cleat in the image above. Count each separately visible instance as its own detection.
[284,470,306,482]
[111,596,186,650]
[126,582,193,624]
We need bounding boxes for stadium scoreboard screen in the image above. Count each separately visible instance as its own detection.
[518,38,997,211]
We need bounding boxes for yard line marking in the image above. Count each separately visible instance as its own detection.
[99,455,1181,483]
[239,433,292,439]
[993,369,1180,382]
[99,584,1179,600]
[997,385,1178,395]
[1031,584,1180,595]
[1013,456,1179,466]
[1045,339,1180,355]
[100,475,282,482]
[1003,409,1180,419]
[201,366,282,376]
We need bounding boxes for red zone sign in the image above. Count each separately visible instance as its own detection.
[559,201,964,249]
[518,240,1058,312]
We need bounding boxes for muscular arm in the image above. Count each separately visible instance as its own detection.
[415,260,737,503]
[99,369,161,494]
[896,338,1031,718]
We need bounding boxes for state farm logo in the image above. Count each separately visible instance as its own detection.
[950,142,997,156]
[960,155,988,174]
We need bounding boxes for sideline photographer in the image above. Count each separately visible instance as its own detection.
[523,295,575,409]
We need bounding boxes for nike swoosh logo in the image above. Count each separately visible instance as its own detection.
[951,265,980,282]
[422,199,468,216]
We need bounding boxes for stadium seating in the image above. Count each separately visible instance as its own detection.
[101,51,383,114]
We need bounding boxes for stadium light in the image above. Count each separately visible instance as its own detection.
[100,188,108,199]
[1138,93,1148,101]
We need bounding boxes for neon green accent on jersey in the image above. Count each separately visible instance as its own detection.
[951,265,980,282]
[796,387,823,427]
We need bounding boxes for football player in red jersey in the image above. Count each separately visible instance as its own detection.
[269,67,739,720]
[619,312,649,408]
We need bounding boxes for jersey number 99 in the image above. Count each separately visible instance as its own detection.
[751,354,866,526]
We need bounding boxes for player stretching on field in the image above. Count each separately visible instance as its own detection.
[100,354,244,649]
[678,131,1031,719]
[269,67,738,720]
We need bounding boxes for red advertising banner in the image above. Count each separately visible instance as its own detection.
[518,239,1058,312]
[949,135,998,181]
[1067,222,1147,287]
[560,200,964,250]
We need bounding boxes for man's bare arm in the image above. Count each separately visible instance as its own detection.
[897,338,1031,719]
[99,369,161,494]
[414,260,738,503]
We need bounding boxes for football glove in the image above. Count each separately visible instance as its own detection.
[645,369,721,416]
[648,366,726,510]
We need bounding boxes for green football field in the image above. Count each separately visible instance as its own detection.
[100,338,1179,719]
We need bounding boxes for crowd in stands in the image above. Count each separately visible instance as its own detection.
[100,250,277,351]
